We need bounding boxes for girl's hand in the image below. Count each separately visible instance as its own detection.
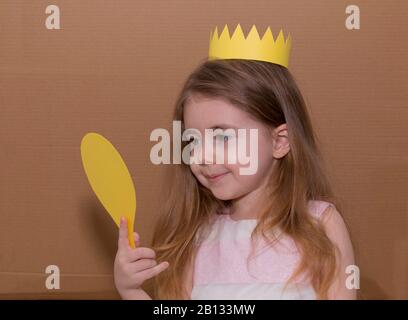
[113,217,169,299]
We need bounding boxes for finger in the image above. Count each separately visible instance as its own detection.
[128,247,156,262]
[118,216,130,249]
[137,261,169,281]
[134,232,141,246]
[128,258,157,273]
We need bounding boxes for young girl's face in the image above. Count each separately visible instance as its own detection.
[183,94,280,201]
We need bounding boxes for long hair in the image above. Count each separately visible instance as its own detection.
[151,58,342,299]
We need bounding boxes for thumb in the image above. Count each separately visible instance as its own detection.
[118,216,130,250]
[133,232,141,246]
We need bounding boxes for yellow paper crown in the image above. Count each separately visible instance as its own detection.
[208,24,292,68]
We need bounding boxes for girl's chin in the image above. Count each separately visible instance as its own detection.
[210,188,238,201]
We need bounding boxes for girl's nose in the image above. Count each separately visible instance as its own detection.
[191,140,215,165]
[202,141,215,164]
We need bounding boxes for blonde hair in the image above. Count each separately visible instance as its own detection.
[151,59,342,299]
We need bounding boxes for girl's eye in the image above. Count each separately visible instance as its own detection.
[187,137,200,155]
[215,135,230,142]
[188,137,200,145]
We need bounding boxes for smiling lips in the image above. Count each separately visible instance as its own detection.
[204,172,229,183]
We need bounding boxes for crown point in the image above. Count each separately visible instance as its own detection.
[247,24,260,40]
[213,26,219,39]
[286,32,292,44]
[249,24,257,32]
[232,24,245,40]
[275,29,285,44]
[262,26,274,42]
[220,24,230,40]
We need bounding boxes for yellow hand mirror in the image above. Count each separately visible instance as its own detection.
[80,132,136,248]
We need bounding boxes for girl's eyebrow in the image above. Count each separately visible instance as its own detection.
[209,124,239,130]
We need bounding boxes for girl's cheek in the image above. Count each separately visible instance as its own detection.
[189,164,199,177]
[190,164,207,186]
[223,163,239,178]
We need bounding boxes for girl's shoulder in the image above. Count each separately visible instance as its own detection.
[193,200,337,245]
[210,200,336,222]
[307,200,337,220]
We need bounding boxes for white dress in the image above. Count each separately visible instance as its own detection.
[191,200,335,300]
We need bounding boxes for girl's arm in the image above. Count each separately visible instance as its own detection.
[321,205,357,300]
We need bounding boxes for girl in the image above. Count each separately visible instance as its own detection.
[114,26,356,300]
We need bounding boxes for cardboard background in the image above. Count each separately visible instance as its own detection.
[0,0,407,299]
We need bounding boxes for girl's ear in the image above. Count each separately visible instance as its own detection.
[272,123,290,159]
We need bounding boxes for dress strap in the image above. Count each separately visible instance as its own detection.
[308,200,335,219]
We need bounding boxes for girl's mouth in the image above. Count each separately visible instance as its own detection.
[205,172,229,183]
